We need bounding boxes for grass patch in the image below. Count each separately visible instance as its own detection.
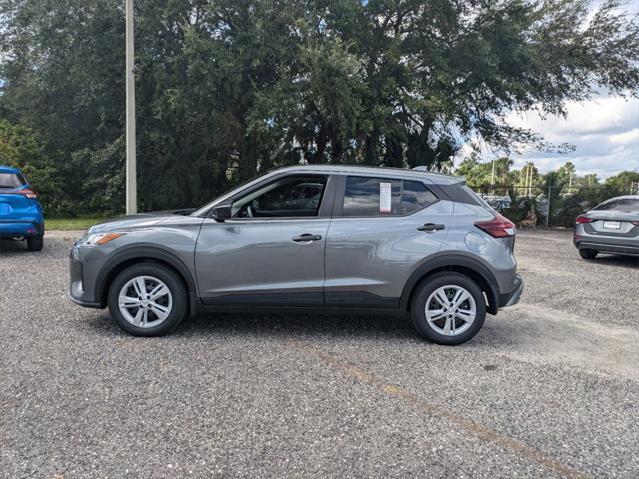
[46,217,107,230]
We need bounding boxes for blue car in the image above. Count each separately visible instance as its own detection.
[0,166,44,251]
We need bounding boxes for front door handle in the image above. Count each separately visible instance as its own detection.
[417,223,445,232]
[292,234,323,242]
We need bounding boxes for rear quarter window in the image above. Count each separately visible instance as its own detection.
[594,198,639,213]
[0,172,27,188]
[402,181,438,214]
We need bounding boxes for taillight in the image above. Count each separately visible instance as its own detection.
[632,221,639,226]
[15,189,38,199]
[475,214,516,238]
[575,215,593,224]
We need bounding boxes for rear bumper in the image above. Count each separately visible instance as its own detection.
[575,240,639,256]
[498,273,523,308]
[0,219,44,238]
[574,222,639,256]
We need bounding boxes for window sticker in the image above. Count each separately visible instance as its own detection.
[379,182,392,212]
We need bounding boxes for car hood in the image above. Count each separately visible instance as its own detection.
[87,210,196,234]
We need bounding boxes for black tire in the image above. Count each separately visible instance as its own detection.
[27,235,44,252]
[107,263,188,336]
[410,272,487,346]
[579,249,598,260]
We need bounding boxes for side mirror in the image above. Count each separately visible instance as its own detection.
[211,204,232,221]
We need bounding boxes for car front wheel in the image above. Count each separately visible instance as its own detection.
[107,263,188,336]
[411,272,487,345]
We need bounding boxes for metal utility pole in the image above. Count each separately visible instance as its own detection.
[125,0,137,215]
[568,173,573,194]
[527,163,534,196]
[546,186,551,228]
[491,160,495,185]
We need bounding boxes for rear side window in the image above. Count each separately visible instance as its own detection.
[342,176,437,217]
[0,172,27,188]
[342,177,402,216]
[594,198,639,213]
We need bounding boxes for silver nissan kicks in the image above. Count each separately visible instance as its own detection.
[69,165,523,345]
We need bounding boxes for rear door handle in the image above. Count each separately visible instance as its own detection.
[417,223,445,232]
[292,234,323,242]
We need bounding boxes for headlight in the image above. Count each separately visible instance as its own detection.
[79,232,126,246]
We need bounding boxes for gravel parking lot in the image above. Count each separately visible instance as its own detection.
[1,229,637,478]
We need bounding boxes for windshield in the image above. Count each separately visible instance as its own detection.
[0,172,27,188]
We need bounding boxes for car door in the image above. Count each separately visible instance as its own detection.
[324,175,453,308]
[195,173,336,306]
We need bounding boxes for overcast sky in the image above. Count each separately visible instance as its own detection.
[506,95,638,179]
[455,1,639,179]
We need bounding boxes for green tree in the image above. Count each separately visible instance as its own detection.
[0,120,61,212]
[1,1,638,214]
[556,161,577,191]
[605,170,639,193]
[579,173,601,187]
[455,154,516,188]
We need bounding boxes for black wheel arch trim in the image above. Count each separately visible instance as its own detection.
[95,245,197,308]
[400,253,500,314]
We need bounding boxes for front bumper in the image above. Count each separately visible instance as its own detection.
[69,243,105,309]
[68,292,102,308]
[498,273,523,308]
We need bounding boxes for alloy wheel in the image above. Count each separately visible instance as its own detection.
[424,285,477,336]
[118,275,173,328]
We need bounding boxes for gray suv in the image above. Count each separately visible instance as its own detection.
[69,165,523,345]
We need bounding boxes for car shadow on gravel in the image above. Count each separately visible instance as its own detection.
[588,254,639,268]
[190,312,417,340]
[0,239,30,253]
[84,310,419,341]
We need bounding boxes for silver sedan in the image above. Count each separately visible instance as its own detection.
[574,195,639,259]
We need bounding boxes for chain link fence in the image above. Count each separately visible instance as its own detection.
[472,184,639,228]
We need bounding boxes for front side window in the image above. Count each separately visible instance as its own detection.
[342,176,437,217]
[232,176,327,218]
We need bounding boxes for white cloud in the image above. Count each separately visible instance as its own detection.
[609,128,639,145]
[453,1,639,180]
[507,96,639,178]
[458,95,639,179]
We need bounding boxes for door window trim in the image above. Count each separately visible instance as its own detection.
[332,174,441,218]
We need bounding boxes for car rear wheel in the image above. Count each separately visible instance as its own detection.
[411,272,486,345]
[579,249,598,260]
[107,263,188,336]
[27,235,43,251]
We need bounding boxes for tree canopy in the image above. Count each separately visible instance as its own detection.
[0,0,637,215]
